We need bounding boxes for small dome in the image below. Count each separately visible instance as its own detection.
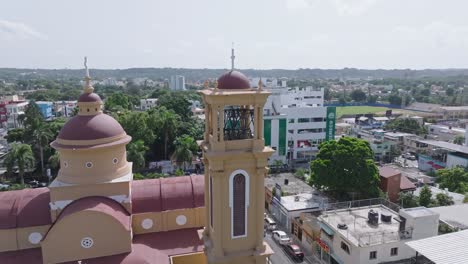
[217,70,250,90]
[78,92,102,103]
[57,114,125,141]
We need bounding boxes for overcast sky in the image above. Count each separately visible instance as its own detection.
[1,0,468,69]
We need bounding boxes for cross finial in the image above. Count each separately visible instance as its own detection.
[231,43,235,70]
[83,56,94,93]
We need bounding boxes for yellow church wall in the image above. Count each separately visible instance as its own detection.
[170,252,207,264]
[132,207,206,235]
[17,225,50,250]
[42,210,132,264]
[0,229,18,252]
[56,145,130,185]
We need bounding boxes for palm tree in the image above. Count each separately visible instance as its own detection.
[127,140,149,171]
[33,125,53,176]
[4,143,35,184]
[159,109,179,160]
[48,151,60,171]
[171,135,197,170]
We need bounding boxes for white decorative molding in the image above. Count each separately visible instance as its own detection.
[228,169,250,239]
[28,232,42,244]
[176,215,187,226]
[81,237,94,249]
[141,218,153,230]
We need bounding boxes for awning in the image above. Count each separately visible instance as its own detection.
[319,222,335,236]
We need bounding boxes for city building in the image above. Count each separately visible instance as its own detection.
[0,102,7,128]
[170,75,186,91]
[0,58,275,264]
[317,204,439,264]
[54,101,77,117]
[139,98,158,111]
[6,101,29,128]
[417,140,468,172]
[426,124,465,142]
[379,167,416,203]
[35,101,54,120]
[429,203,468,231]
[263,86,334,162]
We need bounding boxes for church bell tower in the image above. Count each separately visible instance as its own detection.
[200,51,274,264]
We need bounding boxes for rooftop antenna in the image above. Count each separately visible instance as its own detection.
[231,42,235,70]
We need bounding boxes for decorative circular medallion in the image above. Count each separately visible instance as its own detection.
[28,232,42,244]
[176,215,187,226]
[85,162,93,168]
[81,237,94,248]
[113,158,119,164]
[63,161,68,168]
[141,218,154,230]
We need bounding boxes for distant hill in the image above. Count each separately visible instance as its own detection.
[1,67,468,81]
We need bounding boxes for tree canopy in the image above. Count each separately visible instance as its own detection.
[309,137,380,199]
[350,89,367,102]
[436,167,468,194]
[384,118,427,135]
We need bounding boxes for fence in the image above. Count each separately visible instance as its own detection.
[324,198,400,213]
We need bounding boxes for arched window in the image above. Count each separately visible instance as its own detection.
[229,170,250,238]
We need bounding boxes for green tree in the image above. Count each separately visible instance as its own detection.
[398,192,419,208]
[295,168,307,181]
[446,87,454,96]
[4,143,35,184]
[388,94,402,105]
[117,111,155,144]
[158,92,191,120]
[350,89,367,102]
[150,107,180,159]
[384,118,427,135]
[105,93,131,111]
[419,185,432,207]
[171,135,197,170]
[309,137,380,198]
[23,101,44,142]
[435,193,454,206]
[127,140,149,171]
[33,125,54,176]
[6,128,25,143]
[436,167,468,193]
[453,135,465,145]
[127,140,149,170]
[48,151,60,172]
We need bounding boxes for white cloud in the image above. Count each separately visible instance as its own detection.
[0,19,47,40]
[330,0,379,16]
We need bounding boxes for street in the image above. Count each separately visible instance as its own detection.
[265,230,319,264]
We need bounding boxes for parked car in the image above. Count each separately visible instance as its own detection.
[0,183,9,190]
[28,180,47,188]
[402,153,416,160]
[264,217,277,231]
[284,244,304,261]
[272,230,291,245]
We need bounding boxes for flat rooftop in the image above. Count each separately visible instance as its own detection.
[319,205,401,247]
[419,140,468,154]
[265,173,314,196]
[279,193,324,212]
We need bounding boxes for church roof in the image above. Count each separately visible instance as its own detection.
[0,187,51,229]
[0,228,204,264]
[132,175,204,214]
[217,70,251,90]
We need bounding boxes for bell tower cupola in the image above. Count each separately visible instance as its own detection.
[200,50,274,264]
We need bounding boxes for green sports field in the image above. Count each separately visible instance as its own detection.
[335,106,389,118]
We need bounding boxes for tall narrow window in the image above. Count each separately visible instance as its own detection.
[229,170,250,238]
[210,176,213,228]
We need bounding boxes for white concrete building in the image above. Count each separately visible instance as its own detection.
[263,87,333,163]
[140,98,158,111]
[427,124,465,142]
[169,75,185,91]
[317,205,439,264]
[6,101,29,128]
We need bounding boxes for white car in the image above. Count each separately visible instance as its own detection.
[272,230,291,245]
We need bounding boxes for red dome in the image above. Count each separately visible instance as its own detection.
[217,70,250,90]
[78,92,102,103]
[57,114,125,141]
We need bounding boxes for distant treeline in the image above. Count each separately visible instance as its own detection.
[2,68,468,82]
